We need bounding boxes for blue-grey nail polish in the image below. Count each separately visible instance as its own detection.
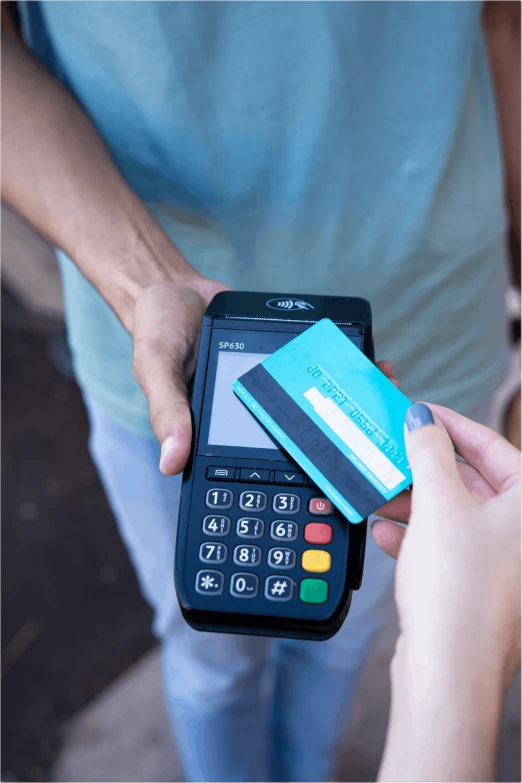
[406,402,434,431]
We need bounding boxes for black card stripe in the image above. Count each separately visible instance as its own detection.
[238,363,386,519]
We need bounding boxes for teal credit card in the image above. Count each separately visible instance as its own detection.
[232,319,412,524]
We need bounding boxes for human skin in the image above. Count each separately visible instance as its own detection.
[374,404,521,782]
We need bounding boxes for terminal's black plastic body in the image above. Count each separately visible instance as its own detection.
[174,292,374,640]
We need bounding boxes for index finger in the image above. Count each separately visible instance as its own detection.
[426,403,521,493]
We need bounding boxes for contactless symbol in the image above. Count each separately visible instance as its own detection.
[266,298,314,311]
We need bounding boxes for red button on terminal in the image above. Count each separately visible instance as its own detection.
[309,498,333,516]
[304,522,333,545]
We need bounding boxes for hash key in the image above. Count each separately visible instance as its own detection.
[265,575,294,601]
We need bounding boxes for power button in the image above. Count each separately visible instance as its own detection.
[309,498,333,516]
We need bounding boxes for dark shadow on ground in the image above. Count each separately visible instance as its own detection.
[1,289,154,782]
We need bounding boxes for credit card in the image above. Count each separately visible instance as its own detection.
[232,319,412,524]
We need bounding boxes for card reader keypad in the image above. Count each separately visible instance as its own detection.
[195,473,341,610]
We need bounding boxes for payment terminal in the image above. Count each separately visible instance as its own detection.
[175,291,373,640]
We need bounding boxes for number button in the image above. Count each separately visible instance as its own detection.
[236,518,264,539]
[230,572,259,598]
[202,515,231,536]
[199,542,227,564]
[268,547,296,570]
[270,520,298,542]
[273,493,300,514]
[233,545,262,567]
[239,491,267,512]
[206,488,234,509]
[195,570,224,595]
[265,575,294,602]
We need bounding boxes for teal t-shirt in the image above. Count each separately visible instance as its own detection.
[22,1,508,437]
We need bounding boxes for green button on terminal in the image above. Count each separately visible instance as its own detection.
[299,578,329,605]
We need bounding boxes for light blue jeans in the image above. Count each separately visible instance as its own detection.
[85,394,494,782]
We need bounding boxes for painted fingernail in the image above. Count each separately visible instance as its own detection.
[406,402,435,432]
[159,435,176,469]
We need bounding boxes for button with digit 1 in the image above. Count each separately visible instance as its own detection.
[206,488,234,509]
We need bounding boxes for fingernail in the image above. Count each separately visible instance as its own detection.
[406,402,435,432]
[159,435,176,469]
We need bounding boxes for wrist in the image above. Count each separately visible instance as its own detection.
[392,631,506,748]
[82,203,204,332]
[392,632,506,705]
[379,635,504,781]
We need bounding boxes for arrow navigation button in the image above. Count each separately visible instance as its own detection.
[274,470,304,486]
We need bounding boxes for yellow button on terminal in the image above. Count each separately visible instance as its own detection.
[302,549,331,573]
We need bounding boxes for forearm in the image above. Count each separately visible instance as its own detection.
[484,1,521,244]
[1,33,195,331]
[379,637,504,782]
